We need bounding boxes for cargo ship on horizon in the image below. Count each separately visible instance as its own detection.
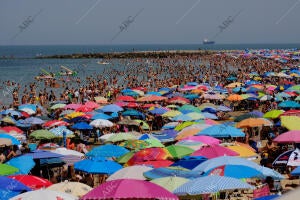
[203,38,215,45]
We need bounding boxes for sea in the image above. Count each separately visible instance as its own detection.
[0,43,299,105]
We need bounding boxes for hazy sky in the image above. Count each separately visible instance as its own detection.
[1,0,299,45]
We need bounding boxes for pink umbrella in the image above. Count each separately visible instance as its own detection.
[115,101,128,107]
[64,103,82,110]
[191,144,239,159]
[85,101,99,109]
[81,179,178,200]
[181,136,221,145]
[273,130,300,143]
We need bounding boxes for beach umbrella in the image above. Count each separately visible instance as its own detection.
[72,122,93,130]
[116,95,136,102]
[75,105,93,112]
[49,126,74,137]
[106,165,152,181]
[179,105,201,113]
[0,134,20,145]
[260,95,274,101]
[173,113,205,121]
[122,109,145,119]
[64,103,82,110]
[226,145,258,159]
[273,130,300,143]
[134,119,150,129]
[169,96,190,104]
[263,110,284,119]
[281,116,300,130]
[86,144,129,158]
[149,107,169,115]
[191,145,239,159]
[175,124,211,140]
[0,176,31,199]
[50,103,66,110]
[278,100,300,108]
[23,117,44,125]
[100,104,123,112]
[9,175,52,190]
[74,158,122,174]
[162,110,182,118]
[225,82,243,88]
[205,164,263,179]
[91,113,112,120]
[126,148,172,166]
[166,145,194,159]
[133,160,174,168]
[38,143,59,150]
[137,95,167,102]
[175,121,199,131]
[0,126,22,134]
[173,175,254,195]
[1,109,22,117]
[272,150,293,167]
[1,116,17,125]
[201,112,218,119]
[151,177,189,192]
[43,120,69,127]
[81,179,178,200]
[291,166,300,176]
[227,94,243,101]
[25,150,63,159]
[84,101,99,109]
[287,148,300,166]
[0,164,19,175]
[234,113,260,122]
[47,181,91,198]
[0,138,12,146]
[152,130,178,143]
[119,140,150,150]
[10,189,77,200]
[30,130,56,140]
[162,122,179,130]
[89,119,113,128]
[197,124,245,138]
[181,135,221,145]
[5,155,35,174]
[116,152,135,164]
[105,133,138,143]
[171,156,207,170]
[232,87,246,93]
[143,167,200,180]
[143,138,165,148]
[236,118,273,128]
[175,140,203,151]
[199,103,217,110]
[94,96,108,104]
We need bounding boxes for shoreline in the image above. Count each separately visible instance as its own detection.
[36,50,216,59]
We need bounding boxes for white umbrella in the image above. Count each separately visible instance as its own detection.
[47,181,92,198]
[10,189,78,200]
[89,119,113,128]
[106,165,152,181]
[51,147,84,157]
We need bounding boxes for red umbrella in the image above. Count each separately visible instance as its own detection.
[76,106,94,112]
[191,144,239,159]
[134,160,174,168]
[126,102,140,108]
[84,101,99,109]
[169,97,190,104]
[8,175,52,190]
[142,104,159,108]
[0,126,23,134]
[126,148,172,166]
[21,111,31,118]
[132,87,148,92]
[43,120,69,128]
[116,95,136,102]
[281,110,300,117]
[115,101,128,107]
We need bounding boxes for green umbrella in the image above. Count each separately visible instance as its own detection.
[150,176,189,192]
[30,129,57,140]
[0,163,19,175]
[50,103,66,110]
[179,105,201,113]
[119,140,151,150]
[144,139,165,148]
[134,120,150,130]
[166,145,194,159]
[116,151,134,164]
[263,110,284,119]
[106,133,138,143]
[174,121,198,131]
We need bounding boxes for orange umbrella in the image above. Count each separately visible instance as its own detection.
[137,95,167,102]
[236,118,273,128]
[176,124,211,140]
[227,94,243,101]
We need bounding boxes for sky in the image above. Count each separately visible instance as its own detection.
[0,0,299,45]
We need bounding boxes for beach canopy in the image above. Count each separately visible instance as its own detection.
[81,179,178,200]
[106,165,152,181]
[174,175,255,195]
[10,189,77,200]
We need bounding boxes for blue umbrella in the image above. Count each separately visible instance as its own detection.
[143,167,201,180]
[184,94,199,100]
[1,110,22,117]
[205,164,263,179]
[159,87,171,92]
[49,126,74,137]
[25,150,63,159]
[201,107,217,114]
[91,113,112,120]
[86,144,129,158]
[149,108,168,115]
[0,134,20,145]
[254,195,279,200]
[174,175,255,195]
[100,104,123,112]
[5,156,35,174]
[122,109,145,119]
[196,124,245,138]
[146,91,162,96]
[187,82,198,86]
[201,112,218,119]
[72,122,93,130]
[278,100,300,108]
[18,104,37,112]
[171,156,207,170]
[152,130,178,142]
[232,87,246,93]
[0,176,31,198]
[291,166,300,176]
[23,117,44,125]
[74,158,122,174]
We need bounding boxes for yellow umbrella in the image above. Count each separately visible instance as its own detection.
[226,145,258,159]
[1,116,16,125]
[162,110,182,118]
[198,103,217,110]
[94,96,108,104]
[236,118,273,128]
[225,82,243,88]
[191,89,203,94]
[227,94,243,101]
[281,116,300,130]
[65,112,85,119]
